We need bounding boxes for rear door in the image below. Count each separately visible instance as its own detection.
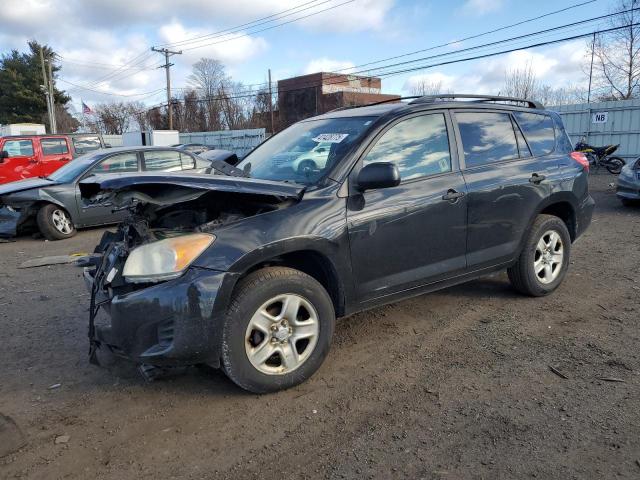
[453,109,559,269]
[75,151,140,226]
[0,138,39,183]
[347,111,468,303]
[39,137,73,177]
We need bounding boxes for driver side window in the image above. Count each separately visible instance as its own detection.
[363,114,452,181]
[90,153,139,174]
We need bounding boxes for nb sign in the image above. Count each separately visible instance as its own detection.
[592,112,608,124]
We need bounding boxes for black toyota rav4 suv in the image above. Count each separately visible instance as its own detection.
[81,94,594,393]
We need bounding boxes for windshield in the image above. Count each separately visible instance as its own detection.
[47,151,103,182]
[72,136,102,154]
[237,116,375,184]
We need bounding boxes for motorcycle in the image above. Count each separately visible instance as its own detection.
[574,139,626,174]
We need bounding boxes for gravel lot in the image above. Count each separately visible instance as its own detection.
[0,174,639,480]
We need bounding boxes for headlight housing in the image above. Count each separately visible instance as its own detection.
[123,233,215,283]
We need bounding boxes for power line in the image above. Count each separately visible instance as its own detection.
[158,21,639,109]
[326,0,599,74]
[89,18,608,130]
[158,0,329,48]
[79,4,634,119]
[68,0,592,102]
[58,78,166,97]
[179,0,356,51]
[167,7,636,104]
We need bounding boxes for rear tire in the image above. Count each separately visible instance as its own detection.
[606,157,625,174]
[37,204,76,240]
[507,214,571,297]
[221,267,335,393]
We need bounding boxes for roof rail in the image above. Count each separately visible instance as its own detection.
[409,94,544,109]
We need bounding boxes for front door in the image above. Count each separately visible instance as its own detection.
[38,137,73,177]
[75,152,140,226]
[347,112,468,304]
[0,138,38,183]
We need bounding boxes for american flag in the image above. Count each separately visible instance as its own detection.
[82,101,93,115]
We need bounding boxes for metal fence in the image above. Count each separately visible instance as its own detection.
[549,98,640,162]
[102,134,123,147]
[179,128,266,158]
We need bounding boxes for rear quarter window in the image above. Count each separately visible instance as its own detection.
[549,112,573,153]
[513,112,555,156]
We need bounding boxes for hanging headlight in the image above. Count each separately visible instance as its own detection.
[122,233,214,283]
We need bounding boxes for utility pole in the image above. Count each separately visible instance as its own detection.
[268,69,275,134]
[47,57,57,133]
[39,47,54,133]
[151,47,182,130]
[587,32,596,104]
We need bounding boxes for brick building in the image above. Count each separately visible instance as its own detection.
[277,72,400,129]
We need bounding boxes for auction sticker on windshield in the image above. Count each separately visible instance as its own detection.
[312,133,349,143]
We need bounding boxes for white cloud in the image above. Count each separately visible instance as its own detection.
[304,58,355,74]
[157,21,268,66]
[296,0,395,33]
[460,0,505,16]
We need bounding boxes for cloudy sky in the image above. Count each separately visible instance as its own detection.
[0,0,612,113]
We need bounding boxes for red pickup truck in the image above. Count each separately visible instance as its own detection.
[0,134,105,185]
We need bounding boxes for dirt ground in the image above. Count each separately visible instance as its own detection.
[0,174,638,480]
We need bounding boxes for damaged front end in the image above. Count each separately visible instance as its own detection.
[81,174,304,367]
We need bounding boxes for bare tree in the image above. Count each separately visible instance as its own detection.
[93,102,133,134]
[592,0,640,100]
[189,58,228,130]
[128,101,150,131]
[409,79,443,96]
[501,61,538,98]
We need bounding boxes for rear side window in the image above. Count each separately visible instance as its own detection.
[73,136,102,154]
[41,138,69,155]
[143,151,183,171]
[91,153,138,174]
[513,112,555,156]
[363,113,452,180]
[455,112,518,167]
[2,139,34,157]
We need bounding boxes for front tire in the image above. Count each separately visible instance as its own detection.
[37,204,76,240]
[606,157,625,174]
[221,267,335,393]
[507,215,571,297]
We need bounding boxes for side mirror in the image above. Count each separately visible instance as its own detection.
[356,162,401,192]
[0,151,8,159]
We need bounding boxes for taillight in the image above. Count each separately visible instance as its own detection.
[570,151,589,171]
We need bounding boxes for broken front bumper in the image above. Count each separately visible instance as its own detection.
[84,266,235,367]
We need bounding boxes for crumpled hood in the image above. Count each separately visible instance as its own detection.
[0,177,58,196]
[79,172,305,208]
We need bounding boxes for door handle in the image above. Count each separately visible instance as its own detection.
[529,173,546,184]
[442,189,465,202]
